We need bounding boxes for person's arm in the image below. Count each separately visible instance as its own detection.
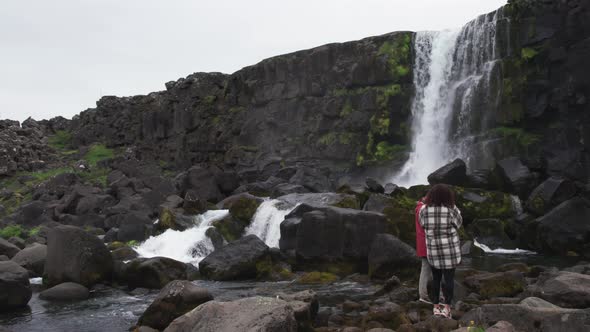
[419,206,428,230]
[453,206,463,228]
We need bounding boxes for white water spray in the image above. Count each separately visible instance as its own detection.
[245,199,299,248]
[135,210,229,265]
[473,239,536,255]
[393,9,504,187]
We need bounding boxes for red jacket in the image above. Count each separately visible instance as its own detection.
[415,200,427,257]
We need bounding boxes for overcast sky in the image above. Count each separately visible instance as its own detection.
[0,0,507,122]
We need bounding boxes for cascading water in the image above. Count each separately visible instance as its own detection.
[393,9,504,187]
[135,209,229,265]
[245,199,299,248]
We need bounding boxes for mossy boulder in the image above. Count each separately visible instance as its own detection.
[217,193,263,223]
[296,271,338,284]
[524,177,577,216]
[362,302,411,331]
[363,193,417,245]
[454,187,516,224]
[254,255,293,281]
[464,271,525,299]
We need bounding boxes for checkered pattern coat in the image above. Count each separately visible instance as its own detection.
[419,205,463,269]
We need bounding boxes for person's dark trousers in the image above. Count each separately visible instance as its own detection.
[430,266,455,305]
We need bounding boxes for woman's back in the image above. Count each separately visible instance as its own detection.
[419,204,462,269]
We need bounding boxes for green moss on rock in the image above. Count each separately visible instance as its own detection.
[296,271,338,284]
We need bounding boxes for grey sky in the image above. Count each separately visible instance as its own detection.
[0,0,507,122]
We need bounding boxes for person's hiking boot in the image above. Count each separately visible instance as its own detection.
[441,304,452,319]
[433,304,444,316]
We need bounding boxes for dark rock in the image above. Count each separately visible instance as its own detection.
[176,166,224,203]
[467,219,516,250]
[111,246,138,261]
[125,257,188,289]
[363,301,410,330]
[138,280,214,330]
[460,302,590,332]
[276,289,319,329]
[534,198,590,255]
[526,271,590,309]
[412,315,458,332]
[383,183,403,196]
[181,190,207,215]
[427,159,468,186]
[0,261,32,310]
[215,171,241,195]
[525,177,577,216]
[44,225,113,287]
[366,178,385,193]
[199,235,269,281]
[11,243,46,277]
[368,234,419,279]
[491,157,537,198]
[117,218,151,243]
[7,237,25,249]
[0,238,21,258]
[163,296,297,332]
[464,271,525,299]
[39,282,90,301]
[0,255,8,261]
[271,183,310,197]
[217,193,264,224]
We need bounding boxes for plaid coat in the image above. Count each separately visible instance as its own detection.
[419,205,463,269]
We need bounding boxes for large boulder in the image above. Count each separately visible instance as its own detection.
[164,296,297,332]
[39,282,90,301]
[368,234,419,279]
[460,302,590,332]
[280,204,387,267]
[427,159,468,186]
[0,261,32,311]
[125,257,188,289]
[491,157,537,198]
[363,193,416,245]
[44,225,113,287]
[176,166,224,203]
[525,176,577,216]
[467,219,516,250]
[534,198,590,255]
[526,271,590,309]
[138,280,214,330]
[463,271,525,299]
[11,243,47,277]
[454,187,517,224]
[199,235,269,281]
[0,238,20,258]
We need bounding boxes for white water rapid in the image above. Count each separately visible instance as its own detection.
[245,199,299,248]
[473,239,536,255]
[393,9,504,187]
[135,209,229,265]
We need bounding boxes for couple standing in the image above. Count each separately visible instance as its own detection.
[415,184,463,319]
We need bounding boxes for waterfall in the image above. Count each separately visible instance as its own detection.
[135,209,229,265]
[510,194,523,215]
[393,9,504,187]
[245,199,299,248]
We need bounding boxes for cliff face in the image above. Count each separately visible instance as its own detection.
[71,32,414,183]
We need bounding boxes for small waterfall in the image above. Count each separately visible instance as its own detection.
[245,199,299,248]
[393,9,504,187]
[135,210,229,265]
[473,239,535,255]
[510,194,524,215]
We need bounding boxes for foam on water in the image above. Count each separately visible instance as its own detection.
[135,209,229,265]
[473,238,536,255]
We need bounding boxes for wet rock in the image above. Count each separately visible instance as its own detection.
[374,275,401,296]
[44,225,113,287]
[125,257,188,289]
[111,246,138,261]
[525,176,576,216]
[217,192,263,225]
[496,262,530,273]
[413,315,458,332]
[0,238,21,258]
[39,282,89,301]
[427,159,468,186]
[467,219,516,250]
[368,233,419,279]
[0,261,32,310]
[175,166,224,203]
[388,286,418,303]
[164,296,297,332]
[199,235,269,281]
[526,271,590,308]
[11,243,46,277]
[138,280,214,330]
[363,301,410,330]
[463,271,525,299]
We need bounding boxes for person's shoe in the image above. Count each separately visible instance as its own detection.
[433,304,443,316]
[439,294,446,304]
[441,304,452,319]
[419,297,432,304]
